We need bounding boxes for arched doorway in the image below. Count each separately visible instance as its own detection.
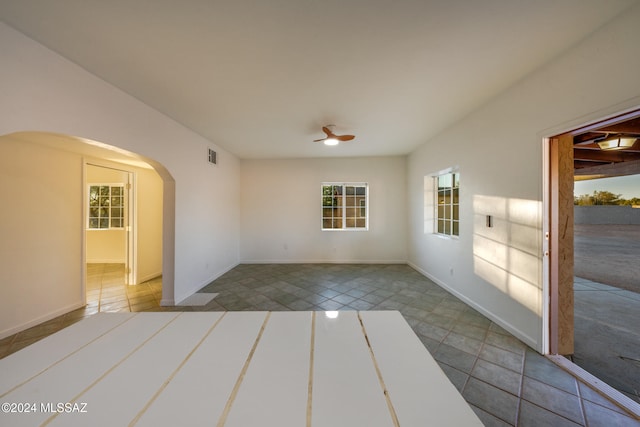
[0,131,175,337]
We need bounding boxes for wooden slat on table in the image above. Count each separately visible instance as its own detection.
[133,311,268,427]
[2,313,172,427]
[224,311,312,427]
[360,311,483,426]
[0,313,135,396]
[0,311,484,427]
[46,312,222,426]
[312,311,395,427]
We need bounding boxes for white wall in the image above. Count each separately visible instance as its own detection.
[0,22,241,336]
[136,167,164,282]
[240,156,407,263]
[0,137,84,337]
[86,230,126,263]
[407,4,640,351]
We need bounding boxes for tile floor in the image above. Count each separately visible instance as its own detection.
[1,263,638,426]
[85,263,164,313]
[0,264,162,357]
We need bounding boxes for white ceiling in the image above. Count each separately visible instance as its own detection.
[1,0,636,159]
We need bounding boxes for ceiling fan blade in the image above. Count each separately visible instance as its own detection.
[314,126,355,143]
[336,134,355,141]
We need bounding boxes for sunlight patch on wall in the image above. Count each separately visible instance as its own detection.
[472,195,542,315]
[473,256,541,314]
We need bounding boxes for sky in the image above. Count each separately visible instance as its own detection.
[574,175,640,199]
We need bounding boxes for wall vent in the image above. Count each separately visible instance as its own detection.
[208,148,217,165]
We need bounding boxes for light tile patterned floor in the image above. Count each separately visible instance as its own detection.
[1,263,638,426]
[86,263,164,313]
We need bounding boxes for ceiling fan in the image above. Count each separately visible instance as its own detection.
[314,125,355,146]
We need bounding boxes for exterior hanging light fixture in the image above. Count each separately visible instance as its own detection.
[596,134,637,151]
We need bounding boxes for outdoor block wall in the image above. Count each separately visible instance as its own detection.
[575,206,640,225]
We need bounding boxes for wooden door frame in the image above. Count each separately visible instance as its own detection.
[546,134,575,355]
[125,171,136,285]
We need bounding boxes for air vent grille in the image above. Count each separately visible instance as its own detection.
[208,148,217,165]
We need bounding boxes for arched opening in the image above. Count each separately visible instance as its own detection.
[0,131,175,338]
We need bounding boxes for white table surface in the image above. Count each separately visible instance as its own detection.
[0,311,482,426]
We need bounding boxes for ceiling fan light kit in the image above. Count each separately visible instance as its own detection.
[313,125,355,146]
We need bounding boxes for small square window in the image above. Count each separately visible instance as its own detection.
[88,184,125,229]
[321,183,368,230]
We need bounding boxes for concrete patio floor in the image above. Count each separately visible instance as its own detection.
[573,223,640,404]
[574,224,640,294]
[573,276,640,404]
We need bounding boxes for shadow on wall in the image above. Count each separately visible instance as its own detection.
[472,195,542,316]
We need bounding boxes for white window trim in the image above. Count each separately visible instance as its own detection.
[87,183,126,230]
[321,182,369,231]
[433,168,459,239]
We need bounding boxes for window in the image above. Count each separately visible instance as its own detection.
[435,172,459,236]
[88,184,125,229]
[322,183,368,230]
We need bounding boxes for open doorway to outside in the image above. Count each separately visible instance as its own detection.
[548,109,640,405]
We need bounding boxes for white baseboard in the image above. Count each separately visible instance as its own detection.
[138,271,162,284]
[407,261,539,351]
[86,259,126,264]
[239,259,408,264]
[0,300,85,340]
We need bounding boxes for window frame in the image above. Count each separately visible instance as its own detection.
[321,182,369,231]
[434,170,460,237]
[87,183,125,230]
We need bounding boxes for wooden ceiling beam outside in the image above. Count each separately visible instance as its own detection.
[571,109,640,175]
[573,149,640,163]
[574,159,640,176]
